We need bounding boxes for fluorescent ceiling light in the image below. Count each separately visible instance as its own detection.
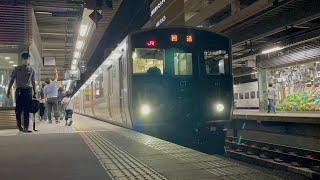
[74,51,80,58]
[9,61,14,63]
[76,41,84,49]
[261,47,283,54]
[13,64,17,67]
[35,11,52,15]
[5,57,10,60]
[79,25,88,37]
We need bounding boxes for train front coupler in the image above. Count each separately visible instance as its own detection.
[193,120,229,154]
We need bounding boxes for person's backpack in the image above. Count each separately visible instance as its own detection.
[29,99,40,113]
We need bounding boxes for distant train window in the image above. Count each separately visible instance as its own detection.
[95,74,104,98]
[245,92,249,99]
[204,50,226,75]
[239,93,244,99]
[132,48,164,74]
[257,91,259,98]
[174,52,193,75]
[250,91,255,99]
[234,93,238,100]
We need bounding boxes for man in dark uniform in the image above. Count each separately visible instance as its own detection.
[6,52,36,132]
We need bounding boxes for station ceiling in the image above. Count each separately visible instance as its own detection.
[31,0,83,81]
[25,0,320,84]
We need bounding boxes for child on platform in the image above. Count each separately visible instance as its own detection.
[61,91,73,126]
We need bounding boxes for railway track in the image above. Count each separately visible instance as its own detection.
[225,136,320,179]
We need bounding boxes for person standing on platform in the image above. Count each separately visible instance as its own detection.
[38,83,46,121]
[43,67,60,124]
[61,91,73,126]
[266,83,277,113]
[6,52,36,132]
[57,87,65,120]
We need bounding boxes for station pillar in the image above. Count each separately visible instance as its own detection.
[258,69,269,112]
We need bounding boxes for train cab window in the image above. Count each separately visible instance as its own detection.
[234,93,239,100]
[132,48,164,75]
[174,52,193,75]
[239,93,244,99]
[204,50,226,75]
[250,91,255,99]
[245,92,250,99]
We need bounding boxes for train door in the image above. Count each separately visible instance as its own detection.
[107,65,113,118]
[119,56,127,124]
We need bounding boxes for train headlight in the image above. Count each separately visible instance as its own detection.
[141,104,151,115]
[216,104,224,112]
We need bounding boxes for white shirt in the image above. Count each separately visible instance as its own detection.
[61,97,73,110]
[266,87,277,100]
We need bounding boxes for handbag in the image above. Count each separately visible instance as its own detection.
[29,99,40,113]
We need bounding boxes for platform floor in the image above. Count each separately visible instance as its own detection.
[0,114,293,180]
[234,110,320,117]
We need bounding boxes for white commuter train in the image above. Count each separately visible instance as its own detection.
[233,81,259,110]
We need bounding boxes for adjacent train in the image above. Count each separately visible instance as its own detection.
[234,81,260,110]
[72,27,233,153]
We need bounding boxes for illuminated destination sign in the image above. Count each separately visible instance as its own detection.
[151,0,166,17]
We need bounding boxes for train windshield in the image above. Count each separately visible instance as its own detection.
[132,48,164,75]
[174,52,193,75]
[204,50,227,75]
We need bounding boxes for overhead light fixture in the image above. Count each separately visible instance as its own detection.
[261,47,283,54]
[5,57,10,60]
[76,40,84,49]
[13,64,17,67]
[9,61,14,63]
[35,11,52,15]
[74,51,80,58]
[79,25,88,37]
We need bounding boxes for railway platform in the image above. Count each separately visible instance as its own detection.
[0,114,294,180]
[233,111,320,124]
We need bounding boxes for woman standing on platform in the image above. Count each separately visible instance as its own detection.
[266,83,277,113]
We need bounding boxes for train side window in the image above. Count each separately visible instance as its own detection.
[257,91,259,98]
[174,52,192,75]
[245,92,249,99]
[132,48,164,74]
[239,93,244,99]
[234,93,238,100]
[250,91,255,99]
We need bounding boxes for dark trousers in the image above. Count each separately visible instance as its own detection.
[47,97,58,121]
[39,103,45,117]
[65,110,72,120]
[15,88,32,129]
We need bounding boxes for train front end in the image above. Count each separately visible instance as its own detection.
[129,27,233,154]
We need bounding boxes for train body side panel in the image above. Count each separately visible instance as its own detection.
[234,81,259,109]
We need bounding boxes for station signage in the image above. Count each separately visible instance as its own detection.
[149,0,184,28]
[151,0,166,17]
